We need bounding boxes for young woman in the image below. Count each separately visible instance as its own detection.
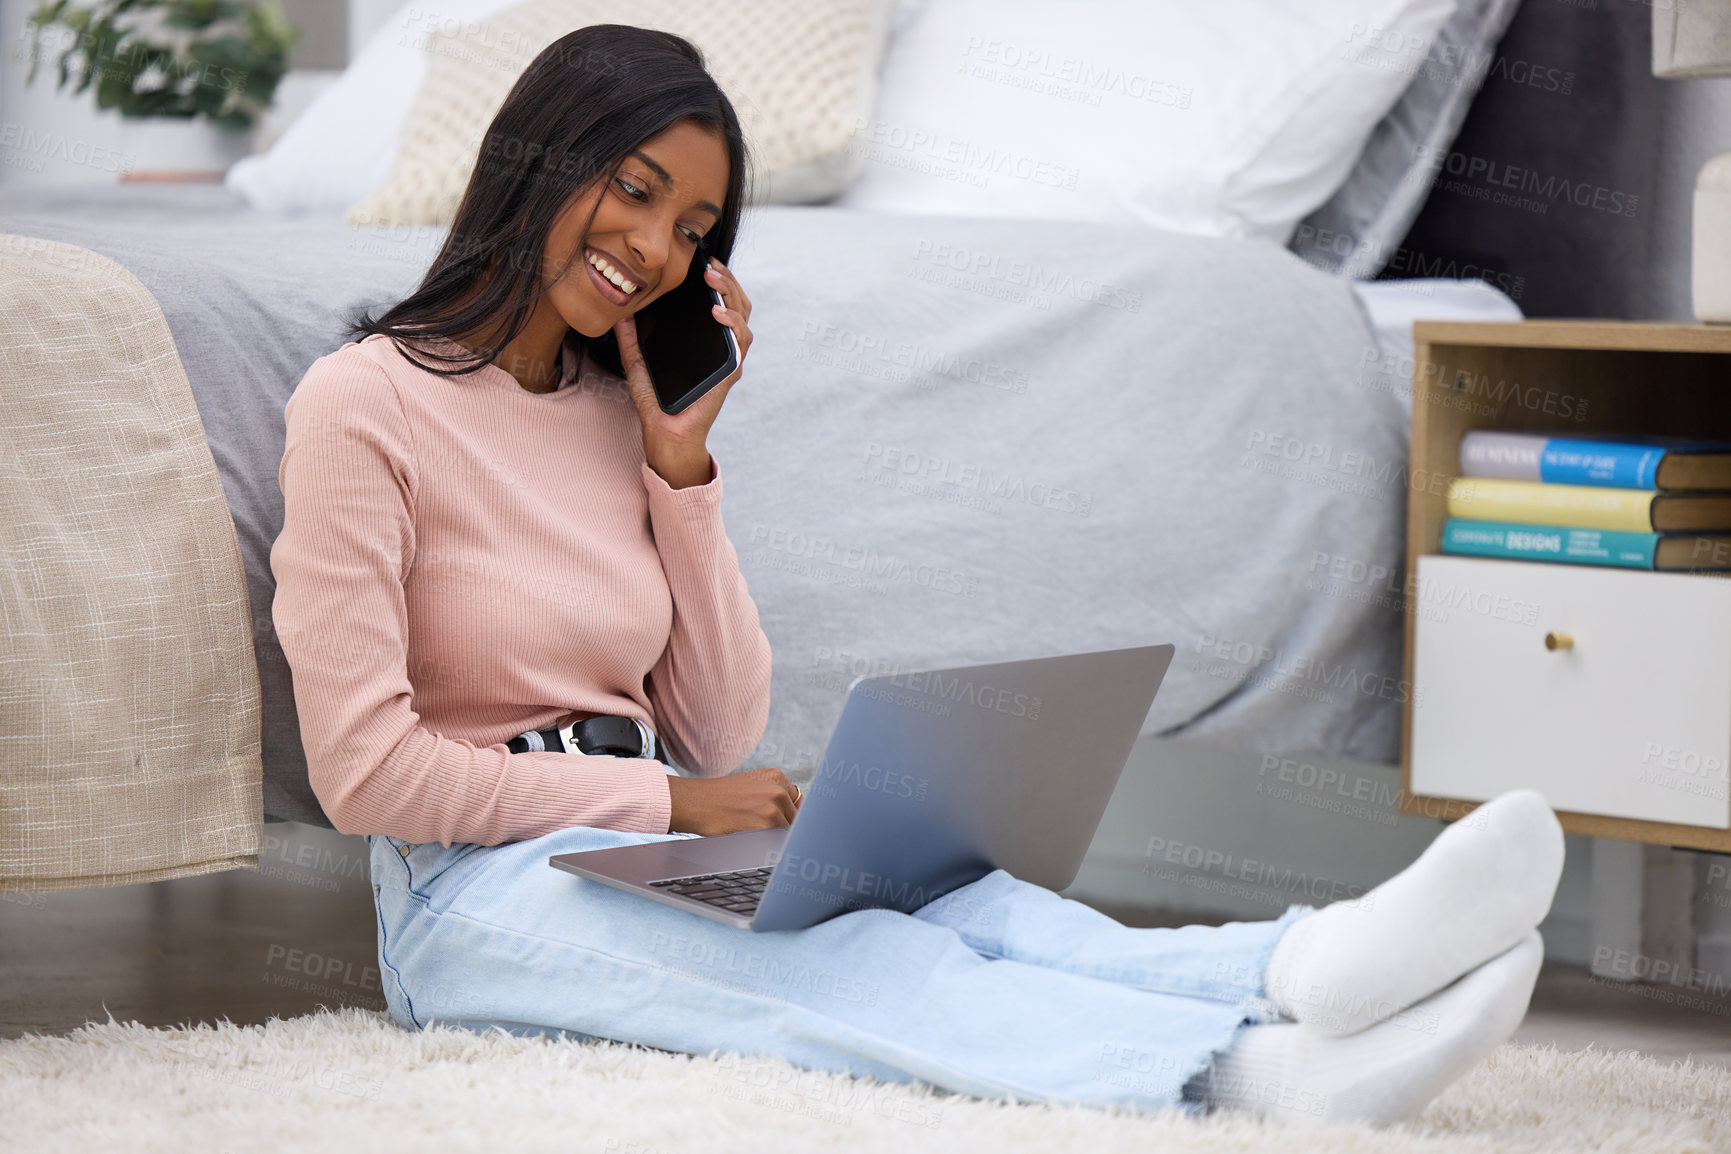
[271,24,1565,1130]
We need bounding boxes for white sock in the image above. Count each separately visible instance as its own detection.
[1263,788,1562,1036]
[1196,930,1543,1129]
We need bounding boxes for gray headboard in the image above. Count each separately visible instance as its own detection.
[1383,0,1663,318]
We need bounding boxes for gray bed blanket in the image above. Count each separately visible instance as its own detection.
[0,185,1407,827]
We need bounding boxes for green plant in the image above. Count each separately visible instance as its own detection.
[25,0,298,130]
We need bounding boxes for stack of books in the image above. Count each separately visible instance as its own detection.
[1441,432,1731,571]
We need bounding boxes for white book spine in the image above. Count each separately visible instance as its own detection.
[1458,431,1546,481]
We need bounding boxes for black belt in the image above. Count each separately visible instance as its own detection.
[506,714,657,759]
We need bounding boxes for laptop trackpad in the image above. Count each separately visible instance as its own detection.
[655,827,788,877]
[658,851,742,877]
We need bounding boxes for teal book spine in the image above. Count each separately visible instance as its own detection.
[1440,519,1658,569]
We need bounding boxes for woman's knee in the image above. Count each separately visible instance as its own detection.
[913,869,1051,930]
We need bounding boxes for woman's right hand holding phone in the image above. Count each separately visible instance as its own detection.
[616,256,753,492]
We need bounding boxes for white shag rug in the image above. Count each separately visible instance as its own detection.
[2,1009,1728,1154]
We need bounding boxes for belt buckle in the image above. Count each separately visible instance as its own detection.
[557,717,581,755]
[557,715,655,758]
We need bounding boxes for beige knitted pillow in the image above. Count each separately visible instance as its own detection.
[348,0,892,228]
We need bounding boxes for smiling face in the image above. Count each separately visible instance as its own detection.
[543,118,731,339]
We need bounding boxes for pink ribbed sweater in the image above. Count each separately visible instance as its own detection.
[269,332,773,846]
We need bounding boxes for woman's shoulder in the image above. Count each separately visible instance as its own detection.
[301,333,410,387]
[286,334,424,441]
[303,332,502,396]
[297,333,460,411]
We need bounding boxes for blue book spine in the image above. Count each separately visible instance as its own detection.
[1441,519,1659,569]
[1537,439,1666,489]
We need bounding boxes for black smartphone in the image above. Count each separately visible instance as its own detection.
[583,249,740,414]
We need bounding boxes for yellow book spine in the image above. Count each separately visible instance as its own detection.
[1445,478,1655,531]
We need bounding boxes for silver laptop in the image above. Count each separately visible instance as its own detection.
[548,643,1174,932]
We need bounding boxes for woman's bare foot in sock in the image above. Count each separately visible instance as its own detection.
[1263,789,1562,1036]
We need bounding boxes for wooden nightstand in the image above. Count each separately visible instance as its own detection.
[1400,321,1731,851]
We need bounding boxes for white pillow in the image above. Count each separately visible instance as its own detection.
[836,0,1457,242]
[228,0,934,215]
[226,0,521,214]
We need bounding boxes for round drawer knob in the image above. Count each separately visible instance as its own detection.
[1544,631,1575,651]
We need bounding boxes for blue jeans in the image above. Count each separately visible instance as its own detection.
[367,826,1308,1111]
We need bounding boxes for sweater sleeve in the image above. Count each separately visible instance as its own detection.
[270,354,673,845]
[640,458,774,777]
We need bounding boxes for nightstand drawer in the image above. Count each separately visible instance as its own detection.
[1410,556,1731,827]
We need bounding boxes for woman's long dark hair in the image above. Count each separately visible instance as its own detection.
[350,24,751,377]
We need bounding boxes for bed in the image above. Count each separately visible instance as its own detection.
[0,0,1647,879]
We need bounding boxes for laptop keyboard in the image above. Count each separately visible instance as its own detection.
[647,866,773,915]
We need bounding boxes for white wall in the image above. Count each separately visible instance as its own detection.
[349,0,400,55]
[1644,77,1731,320]
[279,0,347,68]
[0,0,130,187]
[0,0,361,184]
